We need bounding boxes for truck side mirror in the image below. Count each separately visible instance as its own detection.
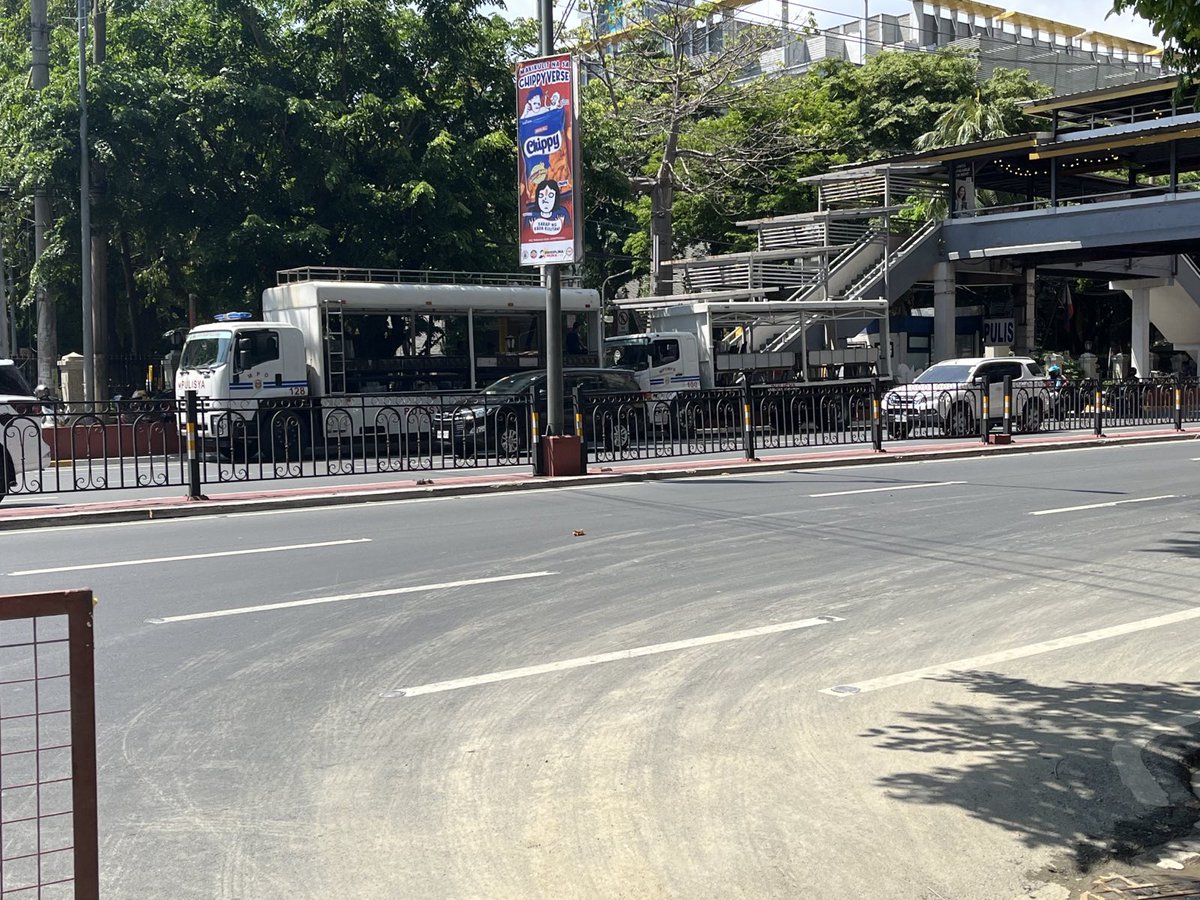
[235,335,251,372]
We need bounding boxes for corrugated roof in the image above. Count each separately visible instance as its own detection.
[1021,75,1179,114]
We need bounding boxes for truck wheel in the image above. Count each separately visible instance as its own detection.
[226,416,258,463]
[267,410,310,463]
[942,404,975,437]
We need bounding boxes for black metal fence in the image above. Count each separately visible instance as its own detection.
[2,377,1198,500]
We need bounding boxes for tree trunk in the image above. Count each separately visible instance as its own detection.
[650,176,674,296]
[119,229,140,356]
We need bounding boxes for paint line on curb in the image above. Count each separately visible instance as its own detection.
[145,571,556,624]
[385,615,843,698]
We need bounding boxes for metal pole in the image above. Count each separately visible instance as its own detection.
[32,0,57,393]
[467,307,476,389]
[78,0,93,402]
[0,233,9,359]
[871,377,882,451]
[980,376,990,443]
[185,389,202,500]
[66,590,99,900]
[1002,375,1012,436]
[539,0,563,437]
[741,373,756,460]
[1175,372,1183,431]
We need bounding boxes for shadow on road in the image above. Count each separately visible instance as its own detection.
[1142,532,1200,559]
[862,672,1200,874]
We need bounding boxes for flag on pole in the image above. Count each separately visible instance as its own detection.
[1064,284,1074,321]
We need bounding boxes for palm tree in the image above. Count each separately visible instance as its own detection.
[916,89,1016,150]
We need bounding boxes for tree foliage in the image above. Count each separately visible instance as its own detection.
[0,0,530,357]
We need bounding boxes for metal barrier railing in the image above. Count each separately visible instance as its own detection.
[2,378,1199,499]
[0,590,98,899]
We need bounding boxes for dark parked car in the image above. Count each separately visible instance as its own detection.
[433,368,644,458]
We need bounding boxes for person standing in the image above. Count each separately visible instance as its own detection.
[565,321,586,355]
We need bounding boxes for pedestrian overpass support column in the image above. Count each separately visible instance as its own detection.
[1018,268,1035,355]
[1131,287,1151,378]
[934,261,956,363]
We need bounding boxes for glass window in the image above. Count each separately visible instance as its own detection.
[240,330,280,368]
[0,364,32,396]
[978,362,1022,381]
[180,331,232,369]
[481,372,544,396]
[606,340,651,371]
[653,339,680,365]
[914,364,973,384]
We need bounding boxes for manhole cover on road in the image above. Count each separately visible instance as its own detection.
[1082,873,1200,899]
[828,685,860,695]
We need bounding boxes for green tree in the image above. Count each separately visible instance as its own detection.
[916,67,1047,150]
[0,0,528,364]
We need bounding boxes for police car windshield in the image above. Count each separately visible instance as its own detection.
[180,332,232,369]
[913,364,974,384]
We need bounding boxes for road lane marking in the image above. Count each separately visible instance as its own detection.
[8,538,373,576]
[1029,494,1177,516]
[823,606,1200,697]
[385,615,843,698]
[809,481,965,498]
[145,571,556,624]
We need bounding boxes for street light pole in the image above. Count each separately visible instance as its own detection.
[539,0,564,437]
[78,0,94,402]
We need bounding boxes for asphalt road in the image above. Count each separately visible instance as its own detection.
[3,439,1200,898]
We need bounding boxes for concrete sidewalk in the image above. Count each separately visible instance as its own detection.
[1,427,1195,530]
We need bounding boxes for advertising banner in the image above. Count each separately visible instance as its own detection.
[517,53,582,266]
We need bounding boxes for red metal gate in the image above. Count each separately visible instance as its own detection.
[0,590,98,899]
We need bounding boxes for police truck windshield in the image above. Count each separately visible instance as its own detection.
[180,332,232,369]
[605,342,650,371]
